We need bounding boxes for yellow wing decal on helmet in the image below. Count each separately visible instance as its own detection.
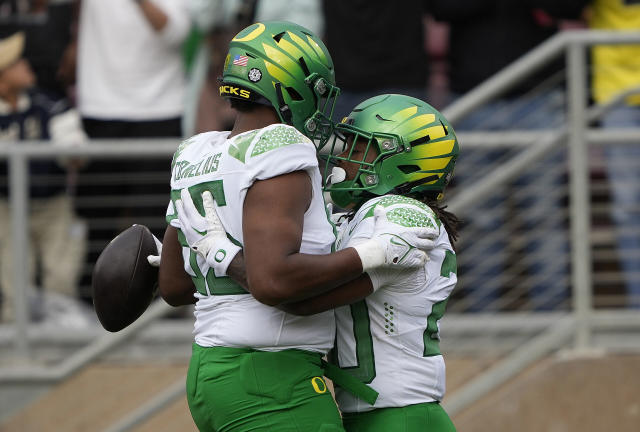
[262,44,296,83]
[287,31,322,63]
[414,139,456,159]
[262,44,296,70]
[305,34,328,64]
[405,122,447,143]
[274,38,305,62]
[404,114,437,133]
[390,106,418,121]
[411,156,451,171]
[232,22,265,42]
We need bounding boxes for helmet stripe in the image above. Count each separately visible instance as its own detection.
[276,37,305,61]
[262,44,296,83]
[264,60,292,84]
[402,114,438,134]
[415,156,453,171]
[305,34,328,64]
[287,32,322,63]
[390,106,418,121]
[414,139,456,159]
[232,23,266,42]
[262,43,297,73]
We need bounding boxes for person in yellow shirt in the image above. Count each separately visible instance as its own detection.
[589,0,640,308]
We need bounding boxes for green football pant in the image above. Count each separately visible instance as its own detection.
[342,402,456,432]
[186,344,345,432]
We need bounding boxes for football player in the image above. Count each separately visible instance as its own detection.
[176,94,460,431]
[316,94,459,431]
[158,22,437,432]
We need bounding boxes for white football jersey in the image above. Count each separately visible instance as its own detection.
[333,195,457,413]
[167,124,336,353]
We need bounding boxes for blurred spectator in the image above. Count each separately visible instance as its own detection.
[70,0,191,234]
[75,0,190,138]
[183,0,247,136]
[0,31,87,324]
[429,0,588,311]
[0,0,74,100]
[322,0,430,121]
[587,0,640,308]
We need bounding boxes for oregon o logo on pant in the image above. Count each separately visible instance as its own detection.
[311,377,327,394]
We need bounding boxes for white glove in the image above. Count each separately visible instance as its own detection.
[351,206,437,273]
[366,266,405,293]
[175,188,241,277]
[146,232,163,268]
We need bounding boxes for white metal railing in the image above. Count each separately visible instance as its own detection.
[0,141,177,361]
[441,29,640,415]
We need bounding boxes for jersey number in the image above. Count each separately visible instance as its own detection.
[337,250,457,381]
[337,300,377,384]
[172,180,245,296]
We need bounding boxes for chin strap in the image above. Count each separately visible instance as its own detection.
[393,175,440,196]
[274,83,293,125]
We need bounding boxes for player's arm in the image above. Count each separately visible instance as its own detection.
[277,274,373,315]
[176,174,435,306]
[158,225,197,306]
[242,170,364,306]
[222,246,373,314]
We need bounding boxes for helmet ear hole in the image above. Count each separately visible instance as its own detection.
[286,87,304,101]
[298,57,311,76]
[398,165,421,174]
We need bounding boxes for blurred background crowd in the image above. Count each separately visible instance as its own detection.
[1,0,639,326]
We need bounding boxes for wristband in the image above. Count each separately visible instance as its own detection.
[351,239,385,272]
[364,268,384,292]
[205,238,242,277]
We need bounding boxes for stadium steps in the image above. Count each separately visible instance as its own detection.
[451,353,640,432]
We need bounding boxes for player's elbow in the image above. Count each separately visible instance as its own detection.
[158,280,196,306]
[248,275,296,306]
[159,289,186,307]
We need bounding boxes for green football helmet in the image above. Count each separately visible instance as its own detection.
[219,21,340,146]
[323,94,459,209]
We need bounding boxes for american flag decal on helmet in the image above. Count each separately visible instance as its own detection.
[232,55,249,66]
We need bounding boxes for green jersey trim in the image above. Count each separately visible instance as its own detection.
[251,125,308,157]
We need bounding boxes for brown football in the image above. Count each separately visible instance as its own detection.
[92,224,159,332]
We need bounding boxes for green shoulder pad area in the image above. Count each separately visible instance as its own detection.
[172,137,196,170]
[362,195,441,229]
[250,125,309,157]
[228,130,259,163]
[386,206,438,230]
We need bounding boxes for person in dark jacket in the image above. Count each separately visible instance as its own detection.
[323,0,431,120]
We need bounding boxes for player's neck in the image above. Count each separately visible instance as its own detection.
[228,106,281,138]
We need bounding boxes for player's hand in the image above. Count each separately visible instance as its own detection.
[351,206,437,272]
[146,232,164,267]
[175,189,241,277]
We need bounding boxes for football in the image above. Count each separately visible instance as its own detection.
[92,224,159,332]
